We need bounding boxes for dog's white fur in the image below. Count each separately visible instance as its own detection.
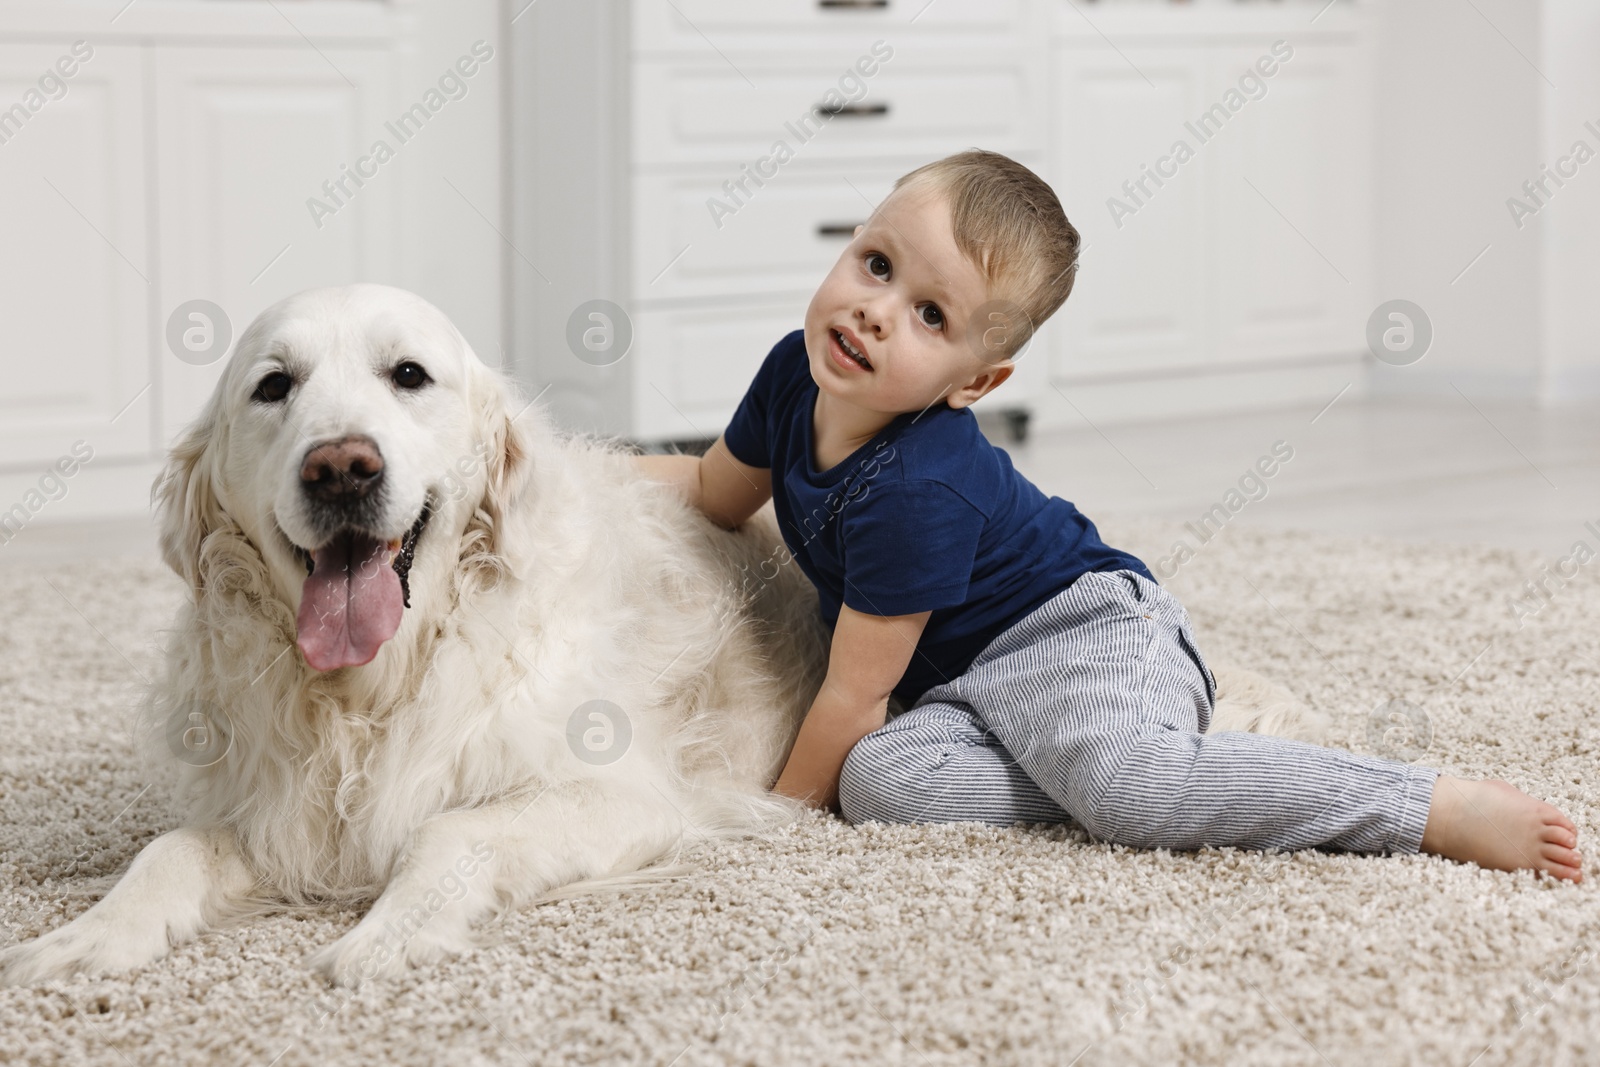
[0,283,1316,988]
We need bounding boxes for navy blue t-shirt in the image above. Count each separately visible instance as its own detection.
[722,329,1154,708]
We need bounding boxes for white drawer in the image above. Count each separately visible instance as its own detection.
[632,59,1037,167]
[632,0,1025,54]
[631,301,809,442]
[1050,2,1364,43]
[633,169,903,300]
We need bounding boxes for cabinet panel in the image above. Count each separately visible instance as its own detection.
[154,45,396,445]
[633,169,901,300]
[1049,47,1211,378]
[0,42,150,469]
[633,59,1036,168]
[632,0,1024,55]
[632,301,809,441]
[1208,45,1366,361]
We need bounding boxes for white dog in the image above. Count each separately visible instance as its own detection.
[0,284,1313,988]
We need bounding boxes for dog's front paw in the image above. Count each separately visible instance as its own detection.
[307,915,472,988]
[0,913,171,986]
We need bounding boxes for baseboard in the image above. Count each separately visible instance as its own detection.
[1361,360,1600,405]
[1364,362,1542,401]
[0,458,163,552]
[1542,363,1600,404]
[1028,356,1367,431]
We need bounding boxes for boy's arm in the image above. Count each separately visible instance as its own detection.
[773,603,932,811]
[632,433,773,530]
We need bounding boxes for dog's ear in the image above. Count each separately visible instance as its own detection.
[152,403,223,594]
[475,380,535,560]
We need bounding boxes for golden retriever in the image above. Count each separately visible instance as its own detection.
[0,284,830,987]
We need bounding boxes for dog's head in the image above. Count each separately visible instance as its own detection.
[155,284,532,672]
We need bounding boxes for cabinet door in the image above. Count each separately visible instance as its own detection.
[632,57,1037,169]
[632,0,1025,54]
[153,44,397,445]
[631,300,809,442]
[632,169,901,301]
[1048,46,1211,380]
[0,42,151,469]
[1207,43,1368,361]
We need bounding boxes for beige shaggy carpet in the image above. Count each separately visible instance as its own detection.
[1,516,1596,1067]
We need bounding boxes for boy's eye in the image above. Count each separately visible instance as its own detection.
[918,304,944,330]
[865,252,891,279]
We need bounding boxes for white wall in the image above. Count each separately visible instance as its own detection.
[1371,0,1600,402]
[1539,0,1600,402]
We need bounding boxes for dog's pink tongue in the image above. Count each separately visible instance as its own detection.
[296,533,403,671]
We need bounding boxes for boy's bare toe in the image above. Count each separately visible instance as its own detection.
[1423,777,1585,883]
[1542,824,1578,849]
[1544,860,1582,884]
[1545,808,1578,835]
[1541,842,1581,868]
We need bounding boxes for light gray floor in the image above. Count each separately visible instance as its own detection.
[998,394,1599,561]
[4,396,1596,568]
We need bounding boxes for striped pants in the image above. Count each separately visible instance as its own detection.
[837,570,1440,854]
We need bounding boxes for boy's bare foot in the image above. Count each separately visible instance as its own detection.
[1421,776,1583,882]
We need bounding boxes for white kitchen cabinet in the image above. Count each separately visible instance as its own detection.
[513,0,1050,444]
[516,0,1371,445]
[631,300,814,441]
[630,169,903,302]
[1048,46,1213,379]
[1208,43,1371,364]
[631,0,1026,52]
[630,59,1037,169]
[0,41,151,468]
[1042,6,1373,423]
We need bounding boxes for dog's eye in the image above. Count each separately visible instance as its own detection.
[252,371,293,404]
[392,361,431,390]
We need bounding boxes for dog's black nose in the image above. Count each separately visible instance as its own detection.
[300,435,384,504]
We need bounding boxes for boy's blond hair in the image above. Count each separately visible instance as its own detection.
[893,149,1080,361]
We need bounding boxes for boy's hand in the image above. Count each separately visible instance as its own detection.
[773,604,932,811]
[632,434,772,530]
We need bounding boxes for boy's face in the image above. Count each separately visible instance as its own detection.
[803,182,1013,418]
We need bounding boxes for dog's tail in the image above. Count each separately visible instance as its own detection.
[1207,661,1329,743]
[523,863,703,906]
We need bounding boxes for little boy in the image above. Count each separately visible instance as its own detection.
[635,150,1581,882]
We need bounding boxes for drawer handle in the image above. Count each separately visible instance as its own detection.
[816,222,866,238]
[819,0,889,8]
[817,102,890,118]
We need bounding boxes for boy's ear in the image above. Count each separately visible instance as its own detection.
[945,362,1014,410]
